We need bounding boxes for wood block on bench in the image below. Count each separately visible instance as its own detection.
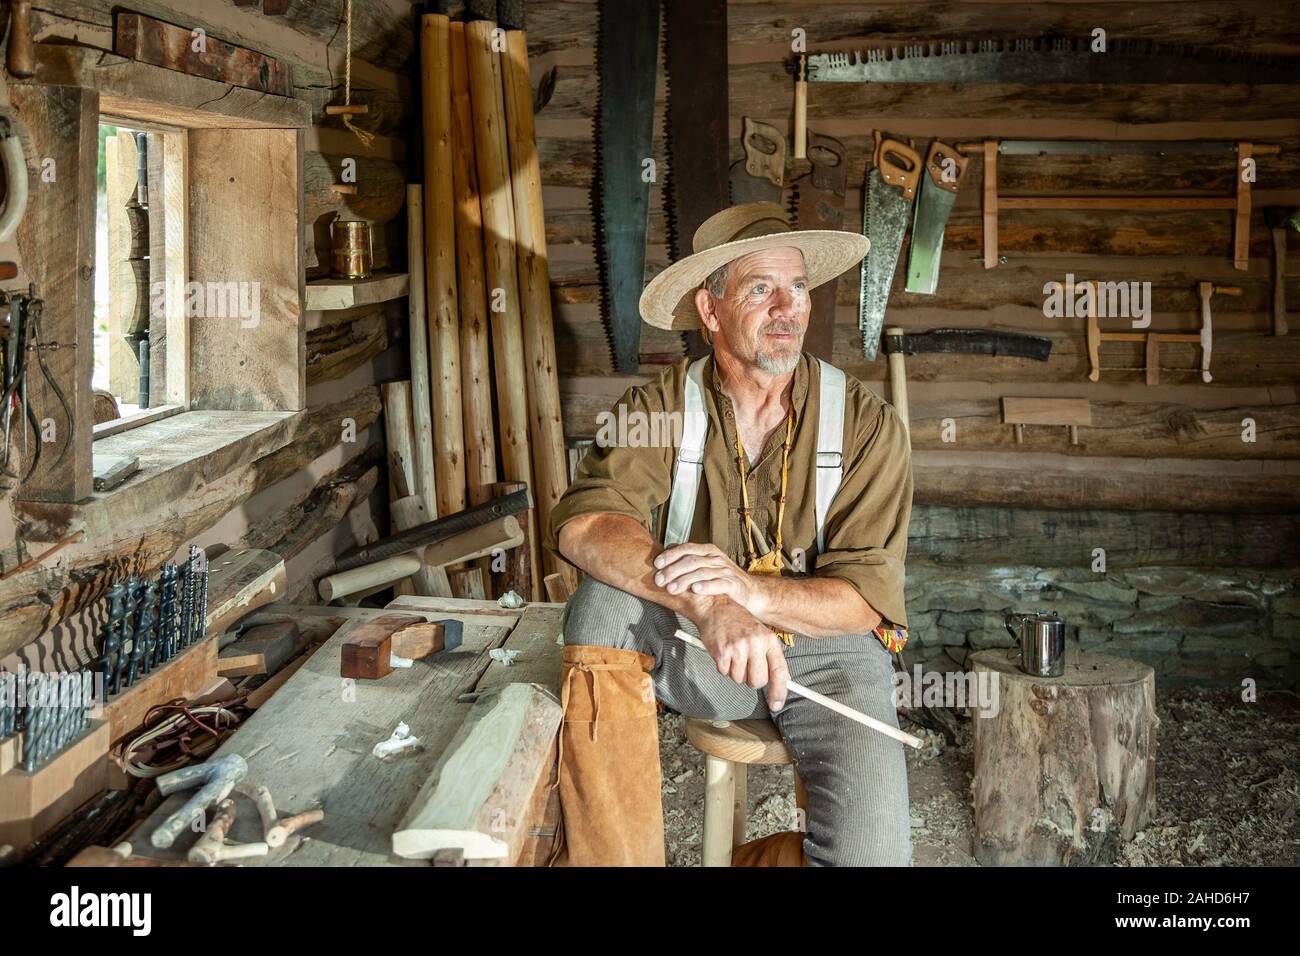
[340,614,464,680]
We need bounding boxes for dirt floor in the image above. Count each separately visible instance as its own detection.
[660,687,1300,867]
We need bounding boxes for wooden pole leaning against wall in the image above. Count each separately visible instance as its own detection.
[502,28,576,594]
[420,13,468,518]
[381,380,453,598]
[488,481,532,603]
[465,18,540,601]
[405,185,440,523]
[449,21,498,509]
[382,380,416,597]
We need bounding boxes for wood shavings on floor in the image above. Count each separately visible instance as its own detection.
[658,687,1300,866]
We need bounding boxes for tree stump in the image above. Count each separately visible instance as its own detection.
[970,648,1158,866]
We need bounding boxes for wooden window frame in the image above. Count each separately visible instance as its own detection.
[8,49,310,509]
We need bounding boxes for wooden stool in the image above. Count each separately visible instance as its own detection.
[970,648,1158,866]
[683,717,806,867]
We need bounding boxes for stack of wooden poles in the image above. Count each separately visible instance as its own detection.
[380,12,574,605]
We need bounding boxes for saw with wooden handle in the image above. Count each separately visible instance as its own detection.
[859,134,921,360]
[905,141,970,294]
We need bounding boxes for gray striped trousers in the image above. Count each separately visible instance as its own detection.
[562,576,913,867]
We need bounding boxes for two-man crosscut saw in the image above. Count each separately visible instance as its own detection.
[859,134,921,361]
[594,0,660,373]
[663,0,730,360]
[805,37,1300,85]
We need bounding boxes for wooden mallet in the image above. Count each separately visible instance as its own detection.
[671,630,923,749]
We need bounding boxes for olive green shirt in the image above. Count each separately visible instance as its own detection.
[545,352,913,630]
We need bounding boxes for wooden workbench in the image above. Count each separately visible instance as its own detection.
[124,597,565,866]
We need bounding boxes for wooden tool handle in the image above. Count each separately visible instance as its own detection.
[6,1,35,79]
[924,140,971,194]
[874,137,922,199]
[1273,227,1289,336]
[885,325,910,432]
[792,56,807,161]
[1215,286,1244,296]
[1197,281,1215,383]
[743,117,787,188]
[1086,311,1101,382]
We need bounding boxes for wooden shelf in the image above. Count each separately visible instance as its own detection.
[306,270,410,311]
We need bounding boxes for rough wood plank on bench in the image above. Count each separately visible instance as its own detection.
[245,601,517,634]
[473,605,565,696]
[469,604,567,867]
[386,595,562,619]
[393,683,562,864]
[205,549,287,637]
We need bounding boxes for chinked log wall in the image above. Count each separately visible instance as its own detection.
[0,0,418,661]
[526,0,1300,684]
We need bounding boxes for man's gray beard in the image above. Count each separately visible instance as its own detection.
[755,345,801,374]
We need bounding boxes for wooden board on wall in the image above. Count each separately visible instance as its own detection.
[188,128,304,411]
[114,12,292,96]
[10,84,98,502]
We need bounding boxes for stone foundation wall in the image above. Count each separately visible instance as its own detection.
[902,508,1300,687]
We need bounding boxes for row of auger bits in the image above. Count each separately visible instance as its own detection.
[99,546,209,699]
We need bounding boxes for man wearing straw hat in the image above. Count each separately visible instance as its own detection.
[544,202,914,867]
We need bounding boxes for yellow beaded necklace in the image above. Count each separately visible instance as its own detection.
[735,409,796,646]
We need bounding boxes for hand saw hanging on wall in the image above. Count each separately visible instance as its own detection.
[594,0,660,374]
[790,131,847,361]
[905,141,970,295]
[859,134,921,361]
[728,116,786,206]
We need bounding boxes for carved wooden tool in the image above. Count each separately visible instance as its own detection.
[1084,280,1239,384]
[6,1,34,79]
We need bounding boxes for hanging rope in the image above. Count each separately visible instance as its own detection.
[340,0,375,147]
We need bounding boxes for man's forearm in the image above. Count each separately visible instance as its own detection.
[557,513,728,625]
[752,574,882,638]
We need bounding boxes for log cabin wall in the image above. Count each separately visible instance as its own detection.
[0,1,418,667]
[526,1,1300,685]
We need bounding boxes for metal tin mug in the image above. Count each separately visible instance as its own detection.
[330,219,372,279]
[1004,611,1065,678]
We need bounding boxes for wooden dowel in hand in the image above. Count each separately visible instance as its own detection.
[671,629,923,749]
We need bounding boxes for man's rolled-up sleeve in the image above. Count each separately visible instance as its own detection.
[813,397,913,629]
[543,380,675,558]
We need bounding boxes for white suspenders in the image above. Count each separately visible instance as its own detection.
[662,359,709,547]
[663,358,846,554]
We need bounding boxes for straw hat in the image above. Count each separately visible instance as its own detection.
[638,202,869,331]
